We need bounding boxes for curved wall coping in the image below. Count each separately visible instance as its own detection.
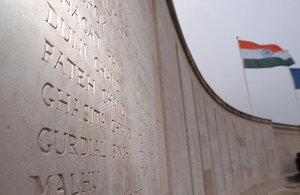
[166,0,272,124]
[273,122,300,131]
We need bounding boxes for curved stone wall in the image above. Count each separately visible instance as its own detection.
[0,0,297,194]
[273,123,300,175]
[154,1,285,194]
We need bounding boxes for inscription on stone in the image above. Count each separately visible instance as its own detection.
[0,0,160,194]
[37,127,107,157]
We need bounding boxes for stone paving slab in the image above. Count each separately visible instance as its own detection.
[267,187,300,195]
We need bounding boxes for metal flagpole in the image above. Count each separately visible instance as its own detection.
[236,37,254,115]
[287,67,300,122]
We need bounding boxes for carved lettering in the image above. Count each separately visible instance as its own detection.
[57,88,69,113]
[30,175,54,195]
[91,108,105,128]
[71,34,87,59]
[50,0,103,49]
[140,166,157,178]
[46,2,59,29]
[94,57,120,93]
[138,134,144,145]
[107,50,121,74]
[42,43,95,95]
[61,18,73,42]
[69,134,78,156]
[54,130,67,155]
[141,166,148,177]
[111,119,131,139]
[102,89,125,116]
[112,144,130,160]
[81,0,115,33]
[92,171,100,190]
[57,174,67,195]
[71,173,80,194]
[81,172,92,194]
[93,5,104,25]
[37,128,53,154]
[41,83,56,107]
[46,3,87,59]
[129,188,143,195]
[59,0,75,13]
[42,39,55,63]
[140,151,146,160]
[30,172,101,195]
[42,82,107,129]
[54,51,68,76]
[37,127,107,158]
[81,137,89,156]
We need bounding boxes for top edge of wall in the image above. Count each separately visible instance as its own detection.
[273,122,300,130]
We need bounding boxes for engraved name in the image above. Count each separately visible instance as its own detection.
[94,57,121,93]
[112,143,130,160]
[81,0,130,44]
[37,127,107,158]
[42,83,106,128]
[42,40,95,95]
[111,119,131,140]
[30,171,141,195]
[102,89,126,116]
[46,2,88,59]
[30,171,101,195]
[140,166,157,178]
[47,0,103,50]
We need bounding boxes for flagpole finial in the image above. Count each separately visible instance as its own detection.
[236,36,239,39]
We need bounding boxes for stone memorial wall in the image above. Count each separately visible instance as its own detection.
[273,123,300,175]
[0,0,161,194]
[0,0,299,195]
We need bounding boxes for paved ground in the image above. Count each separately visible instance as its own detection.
[268,187,300,195]
[267,173,300,195]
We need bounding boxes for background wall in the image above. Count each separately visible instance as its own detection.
[273,123,300,175]
[153,0,297,194]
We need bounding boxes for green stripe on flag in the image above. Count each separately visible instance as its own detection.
[244,57,294,68]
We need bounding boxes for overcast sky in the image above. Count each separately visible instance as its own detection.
[173,0,300,125]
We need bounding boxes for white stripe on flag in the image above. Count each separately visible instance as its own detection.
[241,49,291,60]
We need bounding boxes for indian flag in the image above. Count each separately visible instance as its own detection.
[238,40,295,68]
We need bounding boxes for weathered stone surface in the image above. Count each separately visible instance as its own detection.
[273,124,300,174]
[253,126,269,174]
[215,111,233,190]
[204,100,225,195]
[193,82,216,195]
[0,0,298,195]
[262,127,278,172]
[177,44,205,195]
[225,116,242,184]
[0,0,161,194]
[244,124,260,177]
[234,121,251,181]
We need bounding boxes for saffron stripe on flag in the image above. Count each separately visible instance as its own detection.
[239,40,282,52]
[290,68,300,89]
